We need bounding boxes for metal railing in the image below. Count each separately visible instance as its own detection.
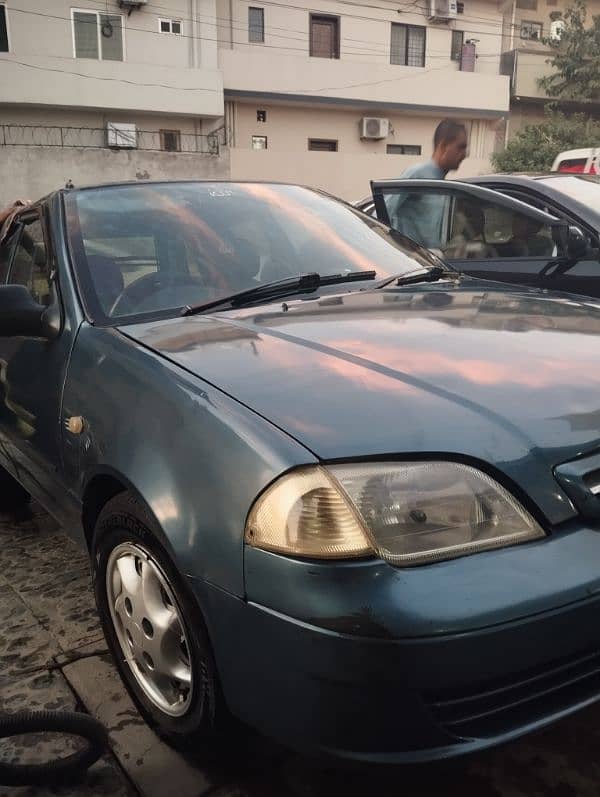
[0,124,226,155]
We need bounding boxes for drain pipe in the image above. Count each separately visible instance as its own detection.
[190,0,198,67]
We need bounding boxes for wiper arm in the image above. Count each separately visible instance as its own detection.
[181,270,376,316]
[380,265,456,289]
[539,256,580,279]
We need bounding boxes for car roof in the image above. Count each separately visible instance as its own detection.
[552,148,598,159]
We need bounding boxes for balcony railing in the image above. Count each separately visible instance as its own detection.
[0,125,226,154]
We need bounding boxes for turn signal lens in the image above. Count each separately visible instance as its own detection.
[245,466,372,559]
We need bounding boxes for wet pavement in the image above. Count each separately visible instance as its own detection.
[0,505,600,796]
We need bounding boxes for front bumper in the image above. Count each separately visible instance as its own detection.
[189,521,600,763]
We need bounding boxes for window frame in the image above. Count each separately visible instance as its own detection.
[451,29,464,61]
[158,18,183,35]
[7,210,54,306]
[520,19,543,39]
[252,135,268,150]
[0,3,10,53]
[308,139,338,152]
[248,7,265,43]
[160,129,182,152]
[386,144,422,155]
[390,23,426,68]
[71,8,126,62]
[309,13,340,59]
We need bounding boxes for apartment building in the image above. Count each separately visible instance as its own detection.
[217,0,511,198]
[0,0,225,204]
[500,0,600,133]
[0,0,511,202]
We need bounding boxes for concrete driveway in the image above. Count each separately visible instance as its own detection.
[1,505,599,797]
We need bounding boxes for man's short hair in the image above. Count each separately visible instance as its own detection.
[434,119,467,148]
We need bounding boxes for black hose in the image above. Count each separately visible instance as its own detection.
[0,710,109,786]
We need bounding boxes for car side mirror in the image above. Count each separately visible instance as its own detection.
[0,285,58,339]
[566,225,589,260]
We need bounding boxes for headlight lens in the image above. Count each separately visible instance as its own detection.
[245,462,545,565]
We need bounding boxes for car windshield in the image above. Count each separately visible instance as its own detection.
[538,175,600,212]
[65,182,436,324]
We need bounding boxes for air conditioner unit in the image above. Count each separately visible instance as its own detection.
[360,117,390,140]
[550,19,565,41]
[106,122,137,149]
[429,0,458,21]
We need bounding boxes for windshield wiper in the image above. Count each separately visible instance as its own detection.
[181,270,376,316]
[379,265,456,289]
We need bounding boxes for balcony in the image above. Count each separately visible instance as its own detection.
[220,49,510,116]
[0,55,224,118]
[500,49,555,101]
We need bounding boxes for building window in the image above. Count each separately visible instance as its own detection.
[159,19,182,34]
[391,23,426,67]
[516,0,537,9]
[386,144,422,155]
[72,10,124,61]
[257,110,267,122]
[0,5,8,52]
[252,135,267,149]
[160,130,181,152]
[249,7,264,43]
[310,15,340,59]
[308,139,338,151]
[451,30,464,61]
[520,20,542,39]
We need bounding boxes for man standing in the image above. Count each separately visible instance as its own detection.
[402,119,468,180]
[389,119,468,249]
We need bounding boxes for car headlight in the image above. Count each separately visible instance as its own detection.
[245,462,545,566]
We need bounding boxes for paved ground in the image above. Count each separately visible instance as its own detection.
[1,506,600,796]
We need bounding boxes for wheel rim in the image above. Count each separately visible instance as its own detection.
[106,542,193,717]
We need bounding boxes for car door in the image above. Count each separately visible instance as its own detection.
[0,206,76,523]
[472,182,600,301]
[371,180,568,293]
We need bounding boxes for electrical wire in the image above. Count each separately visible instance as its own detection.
[5,4,539,59]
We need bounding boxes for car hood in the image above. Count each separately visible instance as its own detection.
[122,281,600,524]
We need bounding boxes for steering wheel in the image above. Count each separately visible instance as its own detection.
[109,272,208,316]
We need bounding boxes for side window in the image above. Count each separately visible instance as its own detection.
[0,225,21,283]
[377,188,557,261]
[9,217,51,305]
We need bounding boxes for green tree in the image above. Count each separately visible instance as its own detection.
[538,0,600,101]
[492,109,600,171]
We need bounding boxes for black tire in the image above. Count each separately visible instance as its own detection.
[0,466,30,513]
[91,492,226,751]
[0,710,108,786]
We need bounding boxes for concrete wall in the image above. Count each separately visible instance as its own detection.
[229,148,494,202]
[220,49,509,115]
[0,146,230,207]
[1,0,222,116]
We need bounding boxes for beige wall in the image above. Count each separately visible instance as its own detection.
[221,49,509,113]
[0,106,210,135]
[1,0,222,116]
[230,102,500,157]
[229,147,494,201]
[226,0,502,75]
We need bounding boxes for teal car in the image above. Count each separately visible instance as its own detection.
[1,180,600,763]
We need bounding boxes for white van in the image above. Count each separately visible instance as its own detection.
[551,148,600,174]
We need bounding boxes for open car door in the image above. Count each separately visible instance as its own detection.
[371,179,596,297]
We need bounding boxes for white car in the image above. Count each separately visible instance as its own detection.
[552,148,600,174]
